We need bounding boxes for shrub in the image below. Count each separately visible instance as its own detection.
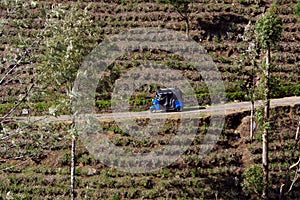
[58,152,71,166]
[96,100,111,111]
[242,164,264,196]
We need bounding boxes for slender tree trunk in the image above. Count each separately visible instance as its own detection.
[184,17,190,39]
[296,121,300,141]
[250,100,255,141]
[250,53,255,142]
[71,121,76,200]
[262,45,271,200]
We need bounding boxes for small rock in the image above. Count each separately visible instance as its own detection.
[22,108,29,115]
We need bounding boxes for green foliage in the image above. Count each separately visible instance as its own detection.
[96,100,111,111]
[226,91,246,101]
[0,103,14,115]
[107,124,124,134]
[38,3,98,94]
[158,0,191,13]
[36,3,100,116]
[255,6,282,48]
[111,193,120,200]
[295,0,300,21]
[269,77,300,98]
[242,164,264,195]
[58,152,71,166]
[254,106,264,141]
[129,92,152,111]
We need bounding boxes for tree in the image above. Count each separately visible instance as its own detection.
[243,20,259,142]
[158,0,192,38]
[38,3,99,199]
[255,5,282,199]
[1,1,98,198]
[0,1,47,164]
[38,3,97,104]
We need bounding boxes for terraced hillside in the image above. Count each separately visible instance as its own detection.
[0,104,299,199]
[0,0,300,115]
[0,0,300,200]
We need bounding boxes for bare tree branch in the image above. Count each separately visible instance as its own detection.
[279,184,285,200]
[0,29,45,85]
[288,158,299,193]
[289,157,300,170]
[0,116,49,141]
[280,121,300,199]
[0,84,34,122]
[0,26,46,125]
